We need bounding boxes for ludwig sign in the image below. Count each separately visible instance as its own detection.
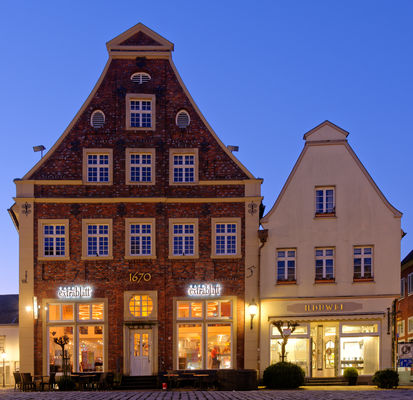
[57,285,93,299]
[187,283,222,297]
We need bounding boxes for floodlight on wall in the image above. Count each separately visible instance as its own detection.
[33,145,46,158]
[227,145,239,152]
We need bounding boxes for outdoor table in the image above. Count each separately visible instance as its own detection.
[164,373,179,389]
[193,373,209,389]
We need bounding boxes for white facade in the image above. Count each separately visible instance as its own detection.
[259,121,401,381]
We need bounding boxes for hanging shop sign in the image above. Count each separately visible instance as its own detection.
[57,285,93,299]
[187,283,222,297]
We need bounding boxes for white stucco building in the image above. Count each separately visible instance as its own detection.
[259,121,402,381]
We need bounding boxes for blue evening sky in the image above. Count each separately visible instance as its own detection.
[0,0,412,294]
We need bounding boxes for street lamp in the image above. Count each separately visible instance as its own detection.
[1,351,6,388]
[248,299,258,330]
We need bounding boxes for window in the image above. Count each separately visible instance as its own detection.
[177,302,203,319]
[130,72,151,84]
[78,303,104,321]
[90,110,105,128]
[126,148,155,185]
[315,248,334,280]
[48,304,74,321]
[125,218,156,259]
[176,110,190,128]
[315,187,335,215]
[353,246,373,279]
[82,219,113,259]
[408,317,413,335]
[38,219,69,261]
[126,94,155,130]
[408,273,413,295]
[277,249,296,282]
[0,336,5,353]
[129,295,154,317]
[212,218,241,259]
[397,320,405,337]
[401,277,406,298]
[83,149,113,184]
[169,219,198,259]
[169,149,198,184]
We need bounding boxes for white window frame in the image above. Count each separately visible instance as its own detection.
[353,246,373,279]
[211,218,241,259]
[408,317,413,335]
[315,186,335,215]
[397,320,405,337]
[315,247,335,280]
[276,249,296,282]
[408,273,413,295]
[169,149,199,185]
[81,219,113,260]
[206,300,232,319]
[90,110,105,128]
[401,277,406,298]
[77,303,105,322]
[169,218,199,259]
[126,148,155,185]
[38,219,69,261]
[126,93,155,131]
[125,218,156,259]
[177,301,204,320]
[83,149,113,185]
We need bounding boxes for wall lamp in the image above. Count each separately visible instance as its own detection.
[33,145,46,158]
[248,299,258,330]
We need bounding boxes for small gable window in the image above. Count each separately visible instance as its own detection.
[131,72,151,84]
[91,110,105,128]
[176,110,190,128]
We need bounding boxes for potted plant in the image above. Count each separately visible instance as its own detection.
[343,367,358,386]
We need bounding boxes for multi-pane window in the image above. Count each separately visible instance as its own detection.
[130,224,152,256]
[87,154,109,182]
[130,100,152,128]
[215,224,237,255]
[353,247,373,279]
[315,248,334,280]
[130,153,152,182]
[401,278,406,297]
[315,187,335,214]
[129,295,153,318]
[173,155,195,183]
[43,225,66,257]
[408,273,413,295]
[277,249,296,281]
[87,224,109,256]
[173,224,195,256]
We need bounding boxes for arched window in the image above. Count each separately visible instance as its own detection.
[90,110,105,128]
[131,72,151,84]
[176,110,190,128]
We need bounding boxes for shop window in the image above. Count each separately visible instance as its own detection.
[83,149,113,184]
[169,219,198,259]
[48,304,74,321]
[315,187,335,215]
[125,218,156,259]
[169,149,199,185]
[341,324,378,334]
[270,338,309,376]
[126,148,155,185]
[276,249,296,282]
[38,219,69,261]
[78,303,104,321]
[271,324,308,336]
[129,295,154,318]
[401,277,406,298]
[82,219,113,260]
[206,300,232,318]
[207,324,232,369]
[177,301,203,319]
[126,94,155,130]
[315,248,334,281]
[353,246,373,279]
[177,323,203,370]
[340,336,379,375]
[79,325,104,372]
[49,326,74,373]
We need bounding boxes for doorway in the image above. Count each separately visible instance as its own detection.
[310,322,339,377]
[129,329,152,376]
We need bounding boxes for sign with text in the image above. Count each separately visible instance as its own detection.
[187,283,222,297]
[57,285,93,299]
[286,302,363,313]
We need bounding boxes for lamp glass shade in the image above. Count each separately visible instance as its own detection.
[248,303,258,317]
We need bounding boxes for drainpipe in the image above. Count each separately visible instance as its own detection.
[257,228,268,375]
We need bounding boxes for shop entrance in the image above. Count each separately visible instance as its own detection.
[310,322,339,377]
[129,329,152,376]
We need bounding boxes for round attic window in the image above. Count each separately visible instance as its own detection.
[90,110,105,128]
[176,110,190,128]
[131,72,151,84]
[129,295,153,317]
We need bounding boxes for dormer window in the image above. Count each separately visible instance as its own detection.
[91,110,105,128]
[131,72,151,84]
[176,110,190,128]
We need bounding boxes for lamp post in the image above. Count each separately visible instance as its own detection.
[1,351,6,388]
[248,299,258,330]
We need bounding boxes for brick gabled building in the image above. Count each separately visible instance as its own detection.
[9,23,262,376]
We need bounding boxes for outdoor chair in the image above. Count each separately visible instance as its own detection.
[41,372,56,391]
[21,373,36,391]
[13,371,22,391]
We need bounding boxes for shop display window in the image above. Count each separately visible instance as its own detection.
[340,336,379,375]
[48,304,74,321]
[49,326,74,373]
[79,325,104,372]
[78,303,104,321]
[207,300,232,318]
[341,324,378,334]
[207,323,232,369]
[271,324,308,336]
[270,338,309,375]
[177,301,203,319]
[178,324,202,369]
